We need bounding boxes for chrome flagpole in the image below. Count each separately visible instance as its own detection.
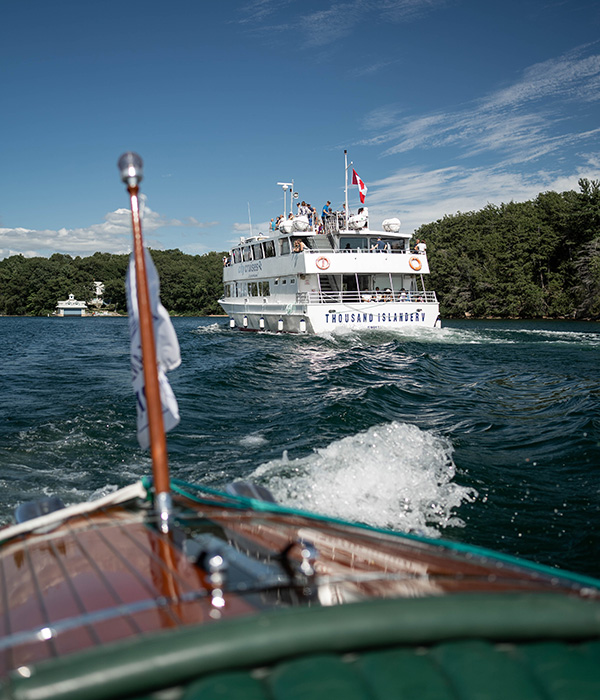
[118,152,172,533]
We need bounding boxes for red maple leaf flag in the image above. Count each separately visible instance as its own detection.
[352,169,367,203]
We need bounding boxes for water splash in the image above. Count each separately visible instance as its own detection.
[249,421,477,537]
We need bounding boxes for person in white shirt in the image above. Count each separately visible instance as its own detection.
[415,239,427,254]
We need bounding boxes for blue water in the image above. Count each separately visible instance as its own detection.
[1,316,599,579]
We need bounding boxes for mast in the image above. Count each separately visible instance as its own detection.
[118,152,172,533]
[344,150,349,229]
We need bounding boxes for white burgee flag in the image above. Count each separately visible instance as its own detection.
[126,250,181,449]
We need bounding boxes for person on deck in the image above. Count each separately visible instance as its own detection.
[321,201,331,224]
[415,239,427,254]
[371,237,386,252]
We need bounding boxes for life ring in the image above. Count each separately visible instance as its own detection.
[409,256,422,271]
[316,256,330,270]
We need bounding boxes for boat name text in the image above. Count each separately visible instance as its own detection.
[325,311,427,325]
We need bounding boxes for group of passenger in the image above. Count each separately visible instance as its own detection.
[362,288,423,303]
[267,199,362,235]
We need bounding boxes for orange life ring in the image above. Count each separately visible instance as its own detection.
[409,256,422,271]
[316,256,330,270]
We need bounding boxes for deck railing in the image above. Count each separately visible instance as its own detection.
[298,290,438,304]
[305,246,417,255]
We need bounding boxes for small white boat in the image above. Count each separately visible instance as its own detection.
[220,156,440,333]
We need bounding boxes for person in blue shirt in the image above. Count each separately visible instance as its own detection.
[321,201,331,223]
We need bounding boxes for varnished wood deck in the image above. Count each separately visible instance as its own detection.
[0,490,597,678]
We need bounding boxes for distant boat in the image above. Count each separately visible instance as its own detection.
[220,155,440,333]
[54,293,88,317]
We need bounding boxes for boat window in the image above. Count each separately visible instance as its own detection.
[289,278,296,286]
[252,243,264,260]
[259,281,270,296]
[242,246,253,261]
[232,249,242,264]
[279,238,290,255]
[248,282,259,296]
[281,279,287,285]
[340,237,366,251]
[264,240,276,258]
[369,238,392,252]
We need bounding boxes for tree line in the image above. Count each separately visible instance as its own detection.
[0,249,226,316]
[1,179,598,319]
[415,178,600,320]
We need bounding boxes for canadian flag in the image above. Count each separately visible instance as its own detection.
[352,169,367,203]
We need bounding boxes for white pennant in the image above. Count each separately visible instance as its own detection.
[126,250,181,449]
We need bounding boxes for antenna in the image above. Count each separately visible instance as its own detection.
[277,181,293,217]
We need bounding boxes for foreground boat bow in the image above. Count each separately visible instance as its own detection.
[1,480,599,700]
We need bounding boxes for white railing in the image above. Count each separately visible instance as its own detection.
[299,290,437,304]
[306,246,415,254]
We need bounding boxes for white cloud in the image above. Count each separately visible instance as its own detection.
[0,196,218,260]
[360,47,600,165]
[366,159,600,235]
[238,0,447,47]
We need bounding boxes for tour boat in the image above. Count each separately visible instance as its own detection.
[220,156,440,333]
[1,155,598,700]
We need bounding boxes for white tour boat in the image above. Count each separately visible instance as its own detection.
[220,156,440,333]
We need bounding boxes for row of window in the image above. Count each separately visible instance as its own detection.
[231,237,308,263]
[224,278,297,298]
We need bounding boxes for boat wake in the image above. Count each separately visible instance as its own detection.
[249,421,477,538]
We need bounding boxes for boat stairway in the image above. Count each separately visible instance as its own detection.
[318,276,337,295]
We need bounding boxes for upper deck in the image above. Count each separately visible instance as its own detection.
[224,218,429,282]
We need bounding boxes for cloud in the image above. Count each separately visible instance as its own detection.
[0,196,218,260]
[238,0,447,47]
[360,47,600,165]
[366,158,600,235]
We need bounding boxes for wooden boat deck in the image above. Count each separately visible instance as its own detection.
[1,487,598,682]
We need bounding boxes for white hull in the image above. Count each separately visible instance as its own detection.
[220,299,440,333]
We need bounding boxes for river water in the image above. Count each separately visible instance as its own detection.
[1,316,598,579]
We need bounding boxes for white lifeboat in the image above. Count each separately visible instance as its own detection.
[293,215,310,232]
[348,208,368,230]
[279,219,295,234]
[382,218,401,233]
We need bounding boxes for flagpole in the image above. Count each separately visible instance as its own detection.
[118,152,172,533]
[344,150,349,230]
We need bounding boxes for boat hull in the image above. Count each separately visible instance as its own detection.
[220,300,441,333]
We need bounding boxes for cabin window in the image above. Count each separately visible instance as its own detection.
[369,238,392,252]
[232,249,242,264]
[248,282,259,296]
[340,237,367,251]
[243,246,254,261]
[289,278,296,286]
[264,240,276,258]
[259,281,270,296]
[252,243,263,260]
[279,238,290,255]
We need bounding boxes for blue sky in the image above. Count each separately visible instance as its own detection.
[1,0,599,259]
